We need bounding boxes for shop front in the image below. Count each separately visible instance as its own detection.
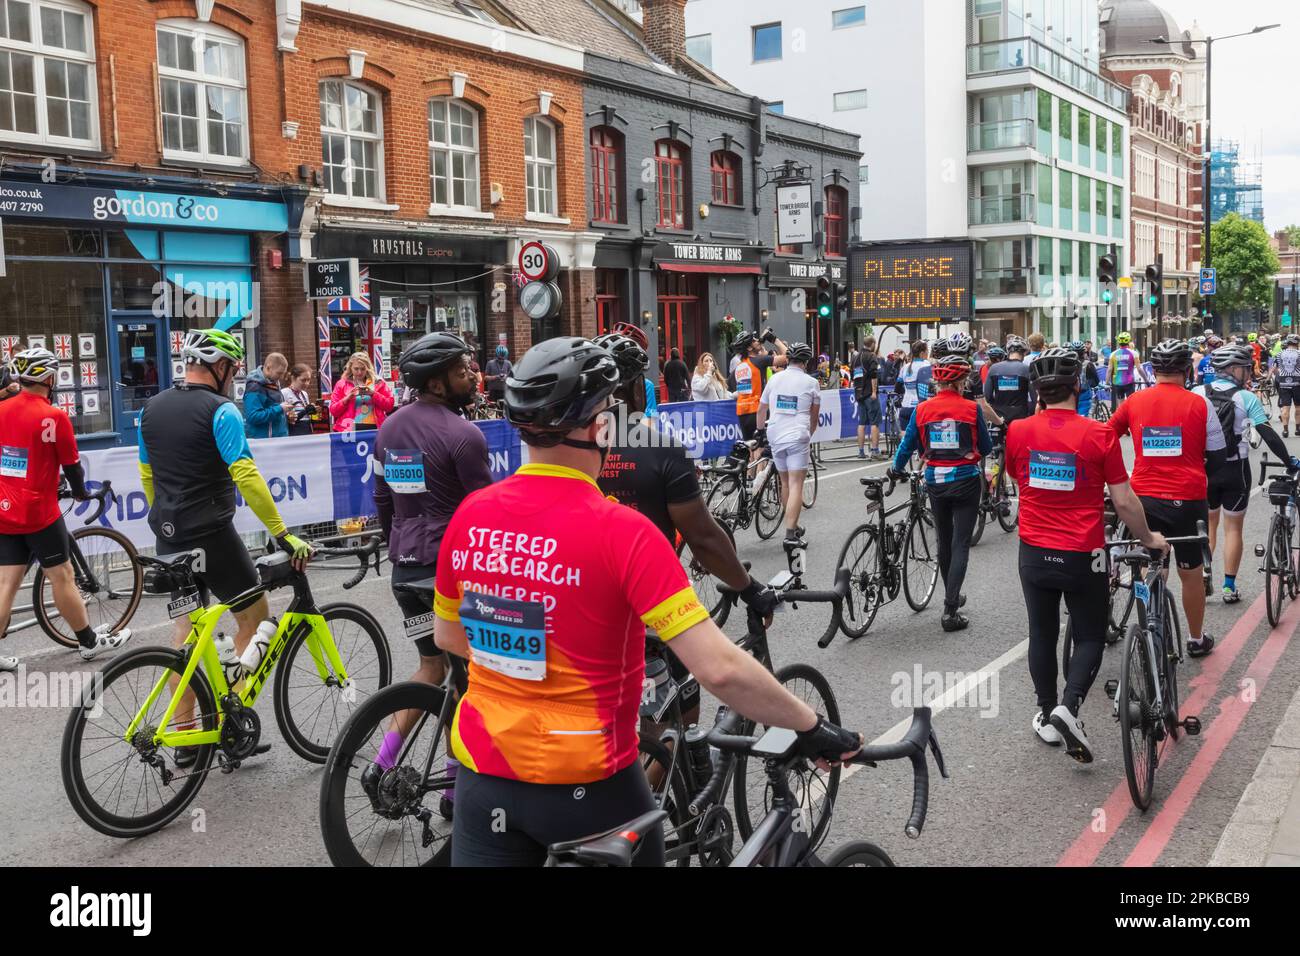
[652,241,763,369]
[0,175,291,448]
[766,259,848,358]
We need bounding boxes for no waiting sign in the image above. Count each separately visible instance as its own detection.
[518,241,560,282]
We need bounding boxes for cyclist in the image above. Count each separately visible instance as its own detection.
[138,329,312,766]
[983,336,1032,428]
[897,340,931,434]
[852,336,882,460]
[1026,332,1045,363]
[889,352,992,632]
[981,345,1006,386]
[1109,340,1217,659]
[1108,332,1141,412]
[1274,335,1300,438]
[1196,334,1223,386]
[0,348,132,672]
[432,337,861,866]
[757,342,821,542]
[1248,332,1262,374]
[1068,340,1100,418]
[1007,348,1167,763]
[1193,344,1300,604]
[731,330,788,442]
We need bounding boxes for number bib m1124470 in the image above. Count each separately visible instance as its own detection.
[459,590,547,681]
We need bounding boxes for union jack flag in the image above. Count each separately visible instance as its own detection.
[53,335,72,359]
[512,269,528,289]
[1,336,20,360]
[80,362,98,387]
[328,267,370,313]
[171,331,185,355]
[359,315,385,378]
[317,316,333,394]
[56,392,76,416]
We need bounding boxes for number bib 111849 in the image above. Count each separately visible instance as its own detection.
[459,590,547,681]
[1141,426,1182,457]
[1029,450,1076,491]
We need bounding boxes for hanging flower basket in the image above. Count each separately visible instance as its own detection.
[716,315,743,349]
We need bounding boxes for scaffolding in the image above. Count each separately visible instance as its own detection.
[1210,139,1264,224]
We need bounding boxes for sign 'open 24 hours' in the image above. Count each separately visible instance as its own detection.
[848,241,974,324]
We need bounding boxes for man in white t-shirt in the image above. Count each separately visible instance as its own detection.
[757,342,821,543]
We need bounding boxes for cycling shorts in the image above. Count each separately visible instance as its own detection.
[1138,497,1209,570]
[156,522,259,610]
[391,562,443,659]
[1278,384,1300,407]
[0,515,72,569]
[771,442,810,472]
[738,412,758,441]
[1206,458,1252,515]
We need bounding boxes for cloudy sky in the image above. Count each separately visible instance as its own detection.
[1161,0,1295,233]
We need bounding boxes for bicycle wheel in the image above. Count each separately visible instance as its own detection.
[969,482,987,547]
[1118,621,1157,812]
[34,526,143,649]
[1266,514,1287,628]
[1161,592,1183,741]
[825,840,895,867]
[705,474,742,528]
[754,467,785,540]
[733,663,840,849]
[995,468,1019,532]
[638,734,694,868]
[836,524,882,639]
[801,460,819,509]
[61,646,218,838]
[903,509,939,611]
[1092,400,1111,423]
[274,603,392,764]
[319,680,454,867]
[678,522,735,627]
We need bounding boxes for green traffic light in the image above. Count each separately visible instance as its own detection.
[1148,296,1158,306]
[818,305,832,318]
[1102,291,1113,303]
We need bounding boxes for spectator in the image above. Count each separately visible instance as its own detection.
[483,344,513,402]
[663,347,691,402]
[244,351,290,439]
[329,351,393,433]
[1027,331,1046,362]
[281,364,317,436]
[692,353,731,401]
[853,336,882,459]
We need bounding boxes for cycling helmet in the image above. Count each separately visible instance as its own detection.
[1029,347,1081,389]
[11,347,58,384]
[398,331,472,390]
[1190,335,1205,349]
[610,321,649,351]
[945,331,973,356]
[1287,335,1300,347]
[930,339,951,360]
[1248,332,1258,343]
[986,345,1007,362]
[1066,339,1085,352]
[495,345,508,359]
[1205,334,1224,350]
[732,330,758,354]
[504,337,620,445]
[592,331,649,383]
[1115,331,1132,346]
[1149,338,1192,373]
[931,354,972,384]
[1209,344,1254,371]
[1005,335,1027,354]
[181,328,244,366]
[786,342,815,364]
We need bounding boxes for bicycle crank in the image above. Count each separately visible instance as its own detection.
[219,694,261,770]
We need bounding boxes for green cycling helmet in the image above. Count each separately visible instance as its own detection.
[1116,331,1132,346]
[182,328,245,366]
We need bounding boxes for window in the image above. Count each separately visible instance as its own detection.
[685,33,712,69]
[1078,110,1090,166]
[1037,162,1052,226]
[1158,160,1176,203]
[0,0,96,146]
[454,1,496,22]
[655,139,687,228]
[752,22,781,62]
[1058,169,1072,230]
[524,115,558,216]
[1037,90,1052,154]
[1095,116,1108,174]
[710,150,741,206]
[766,101,784,115]
[1078,175,1090,232]
[1038,236,1053,297]
[859,164,869,184]
[1059,238,1073,298]
[320,80,382,200]
[824,185,847,257]
[833,89,868,112]
[1058,99,1072,161]
[1111,122,1122,169]
[428,98,479,211]
[832,6,866,28]
[1095,180,1107,237]
[1111,184,1121,236]
[1134,151,1155,199]
[157,20,247,163]
[590,126,621,223]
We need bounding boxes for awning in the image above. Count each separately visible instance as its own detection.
[657,262,762,275]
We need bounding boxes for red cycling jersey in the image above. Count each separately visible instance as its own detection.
[1006,409,1128,553]
[1107,382,1212,501]
[0,391,78,534]
[434,462,709,785]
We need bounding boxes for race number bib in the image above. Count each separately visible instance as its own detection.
[0,446,29,478]
[1028,450,1076,491]
[735,367,753,395]
[997,376,1020,392]
[904,379,918,392]
[852,366,864,380]
[403,611,436,640]
[384,449,426,494]
[775,394,798,412]
[1142,426,1182,457]
[927,421,960,450]
[460,590,547,681]
[166,591,200,619]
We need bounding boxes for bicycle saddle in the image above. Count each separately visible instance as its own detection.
[547,809,668,866]
[255,551,296,588]
[1111,549,1153,565]
[392,580,436,606]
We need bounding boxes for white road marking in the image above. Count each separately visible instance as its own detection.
[820,460,890,482]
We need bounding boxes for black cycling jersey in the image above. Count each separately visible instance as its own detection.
[983,359,1032,421]
[597,422,700,544]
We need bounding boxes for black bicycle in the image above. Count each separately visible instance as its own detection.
[703,439,784,540]
[882,392,903,460]
[831,471,938,640]
[969,427,1018,546]
[1257,454,1299,627]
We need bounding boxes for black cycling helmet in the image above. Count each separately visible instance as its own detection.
[1006,335,1027,355]
[1149,338,1192,373]
[732,330,758,354]
[987,345,1007,362]
[787,342,814,364]
[1209,344,1254,371]
[592,332,648,383]
[398,331,472,391]
[504,337,620,446]
[1029,347,1081,389]
[1287,335,1300,347]
[930,339,951,360]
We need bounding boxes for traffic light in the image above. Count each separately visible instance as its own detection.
[835,284,849,316]
[816,276,832,318]
[1097,254,1117,304]
[1144,261,1163,309]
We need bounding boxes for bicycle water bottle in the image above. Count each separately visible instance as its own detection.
[239,619,277,675]
[214,633,241,688]
[683,724,714,781]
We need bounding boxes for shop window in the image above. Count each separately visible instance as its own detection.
[0,0,96,147]
[710,150,742,207]
[429,98,480,212]
[157,19,247,164]
[524,115,557,216]
[590,126,622,223]
[320,79,383,201]
[824,185,847,257]
[655,139,688,229]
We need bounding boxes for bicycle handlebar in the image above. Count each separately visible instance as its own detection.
[308,535,382,589]
[58,480,114,525]
[1258,452,1299,486]
[1110,520,1211,568]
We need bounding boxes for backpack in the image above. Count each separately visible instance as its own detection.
[1203,383,1242,468]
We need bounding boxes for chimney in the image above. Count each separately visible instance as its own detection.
[641,0,687,68]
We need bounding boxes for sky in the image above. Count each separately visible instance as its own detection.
[1160,0,1296,233]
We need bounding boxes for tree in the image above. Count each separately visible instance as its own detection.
[1283,224,1300,249]
[1209,213,1280,316]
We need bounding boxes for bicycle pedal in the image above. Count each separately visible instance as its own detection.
[1182,716,1202,736]
[1104,678,1118,701]
[218,755,241,774]
[1254,544,1266,558]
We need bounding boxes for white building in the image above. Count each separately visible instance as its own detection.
[686,0,1132,345]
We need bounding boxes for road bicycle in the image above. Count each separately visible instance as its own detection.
[703,438,784,540]
[61,538,390,838]
[882,392,903,460]
[1257,454,1299,627]
[1090,387,1112,422]
[969,426,1018,546]
[802,442,820,509]
[831,470,939,640]
[547,706,947,868]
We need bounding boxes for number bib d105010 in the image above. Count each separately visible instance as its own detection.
[1141,426,1182,457]
[1029,450,1076,491]
[459,590,547,681]
[384,449,426,494]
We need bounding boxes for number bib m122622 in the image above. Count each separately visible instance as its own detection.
[1028,450,1077,491]
[459,590,547,681]
[384,449,426,494]
[1141,426,1182,457]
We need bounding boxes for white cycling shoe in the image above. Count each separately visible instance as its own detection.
[0,655,17,672]
[1049,705,1094,764]
[1033,711,1062,746]
[79,626,133,661]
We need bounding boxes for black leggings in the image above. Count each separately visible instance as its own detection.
[1019,542,1110,714]
[451,761,664,867]
[1111,383,1136,413]
[927,477,982,611]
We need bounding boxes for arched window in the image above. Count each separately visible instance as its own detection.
[590,126,622,223]
[320,79,383,201]
[824,185,847,257]
[655,139,688,228]
[157,19,246,162]
[429,98,480,211]
[710,150,742,206]
[524,115,557,216]
[0,0,96,147]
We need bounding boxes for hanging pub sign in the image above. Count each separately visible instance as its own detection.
[847,241,975,323]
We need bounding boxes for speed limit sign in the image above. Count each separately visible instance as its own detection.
[518,241,560,283]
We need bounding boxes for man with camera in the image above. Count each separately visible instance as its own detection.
[730,327,788,442]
